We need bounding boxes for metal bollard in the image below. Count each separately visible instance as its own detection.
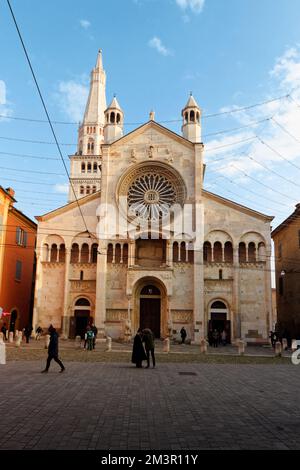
[237,340,245,355]
[0,337,6,364]
[45,334,50,349]
[163,337,170,353]
[15,331,22,347]
[275,341,282,357]
[200,338,208,354]
[106,336,112,352]
[291,339,298,352]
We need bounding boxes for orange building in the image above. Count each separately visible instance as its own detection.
[0,187,37,333]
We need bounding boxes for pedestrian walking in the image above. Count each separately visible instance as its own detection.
[142,328,155,368]
[131,328,147,368]
[24,324,33,343]
[221,329,227,346]
[180,326,187,344]
[41,325,65,373]
[35,326,43,340]
[1,323,7,341]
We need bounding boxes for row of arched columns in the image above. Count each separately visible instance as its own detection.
[203,241,266,263]
[42,243,99,263]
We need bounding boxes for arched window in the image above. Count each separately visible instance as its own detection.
[87,163,92,173]
[123,243,128,264]
[79,141,83,155]
[173,242,179,262]
[92,186,97,193]
[81,243,89,263]
[224,241,233,263]
[91,142,94,153]
[190,110,195,122]
[50,244,58,262]
[196,111,200,123]
[91,243,98,263]
[93,162,97,173]
[116,113,121,124]
[248,242,256,262]
[214,242,222,263]
[43,244,49,262]
[180,242,186,262]
[106,113,109,123]
[203,241,212,262]
[239,242,246,263]
[219,269,223,280]
[184,111,188,124]
[75,298,90,306]
[107,243,113,263]
[87,143,91,153]
[211,300,227,309]
[110,112,115,124]
[81,163,85,173]
[188,242,194,263]
[80,270,84,281]
[71,243,79,263]
[115,243,121,263]
[80,186,84,195]
[93,127,96,133]
[59,244,65,262]
[86,186,91,195]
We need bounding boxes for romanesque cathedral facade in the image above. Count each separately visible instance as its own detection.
[32,51,273,343]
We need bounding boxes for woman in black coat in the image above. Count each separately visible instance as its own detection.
[131,328,147,368]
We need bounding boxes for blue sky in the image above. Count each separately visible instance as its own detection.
[1,0,300,235]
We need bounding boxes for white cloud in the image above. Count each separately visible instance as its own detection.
[148,37,172,56]
[0,80,12,120]
[55,80,89,122]
[176,0,205,14]
[54,183,69,194]
[80,19,91,29]
[204,46,300,214]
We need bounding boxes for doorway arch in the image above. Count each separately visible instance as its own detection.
[132,277,168,338]
[74,297,91,339]
[139,285,161,338]
[208,300,231,344]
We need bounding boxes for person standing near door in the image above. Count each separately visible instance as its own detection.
[41,325,65,373]
[180,326,187,344]
[142,328,155,368]
[132,328,147,368]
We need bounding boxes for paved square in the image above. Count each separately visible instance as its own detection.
[1,361,299,450]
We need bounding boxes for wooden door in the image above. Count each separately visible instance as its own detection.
[140,298,161,338]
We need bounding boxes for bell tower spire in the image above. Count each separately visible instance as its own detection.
[68,50,107,202]
[181,93,201,143]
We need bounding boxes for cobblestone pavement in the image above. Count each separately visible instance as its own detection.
[1,361,299,450]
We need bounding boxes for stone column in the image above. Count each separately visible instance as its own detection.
[120,244,123,264]
[62,248,71,338]
[128,240,135,267]
[264,249,273,338]
[166,240,172,267]
[32,251,43,332]
[232,245,240,341]
[95,241,107,337]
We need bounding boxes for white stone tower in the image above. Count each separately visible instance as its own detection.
[68,50,107,202]
[103,96,124,144]
[181,93,201,143]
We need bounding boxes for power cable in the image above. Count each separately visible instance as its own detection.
[6,0,90,234]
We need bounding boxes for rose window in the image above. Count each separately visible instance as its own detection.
[128,173,177,220]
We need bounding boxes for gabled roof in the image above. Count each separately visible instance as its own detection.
[10,207,37,230]
[35,191,100,222]
[203,189,274,222]
[106,119,202,149]
[271,203,300,238]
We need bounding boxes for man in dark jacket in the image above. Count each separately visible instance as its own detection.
[41,325,65,373]
[142,328,155,368]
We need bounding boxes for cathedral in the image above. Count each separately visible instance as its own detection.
[32,51,273,343]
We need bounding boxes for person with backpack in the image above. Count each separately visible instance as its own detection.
[86,325,94,351]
